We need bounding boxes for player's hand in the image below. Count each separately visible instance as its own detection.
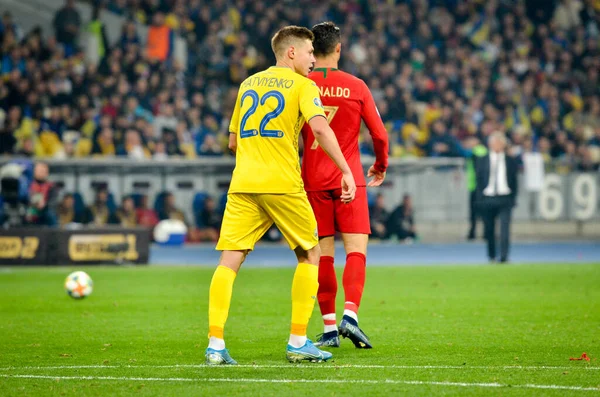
[341,172,356,204]
[228,133,237,155]
[367,165,386,187]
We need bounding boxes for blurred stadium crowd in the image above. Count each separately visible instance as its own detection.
[0,0,599,239]
[0,0,597,171]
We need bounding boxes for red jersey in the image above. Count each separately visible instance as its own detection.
[301,68,388,191]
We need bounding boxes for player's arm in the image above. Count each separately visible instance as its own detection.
[360,81,389,187]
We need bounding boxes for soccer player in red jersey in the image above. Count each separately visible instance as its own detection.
[301,22,389,349]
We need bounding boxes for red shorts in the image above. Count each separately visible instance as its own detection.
[307,187,371,237]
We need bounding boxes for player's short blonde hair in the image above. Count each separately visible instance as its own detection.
[271,26,314,59]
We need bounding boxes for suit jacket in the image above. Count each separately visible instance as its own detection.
[474,153,518,207]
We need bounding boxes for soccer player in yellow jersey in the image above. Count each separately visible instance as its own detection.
[205,26,356,365]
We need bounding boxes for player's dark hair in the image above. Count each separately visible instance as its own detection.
[311,22,341,57]
[271,26,314,58]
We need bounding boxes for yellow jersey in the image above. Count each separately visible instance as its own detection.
[228,66,326,194]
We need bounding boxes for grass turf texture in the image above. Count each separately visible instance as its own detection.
[0,264,599,396]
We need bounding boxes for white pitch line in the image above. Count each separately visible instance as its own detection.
[0,364,598,371]
[1,374,599,392]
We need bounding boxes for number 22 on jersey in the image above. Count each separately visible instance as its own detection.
[239,89,286,139]
[310,105,339,149]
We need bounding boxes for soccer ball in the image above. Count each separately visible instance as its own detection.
[64,271,93,299]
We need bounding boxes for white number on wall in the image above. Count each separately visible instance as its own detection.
[539,174,564,221]
[573,174,597,221]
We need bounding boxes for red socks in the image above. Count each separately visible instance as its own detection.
[317,255,337,316]
[343,252,366,312]
[317,252,367,323]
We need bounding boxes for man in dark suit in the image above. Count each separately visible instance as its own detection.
[475,132,518,263]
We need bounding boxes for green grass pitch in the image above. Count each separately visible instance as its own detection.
[1,264,599,396]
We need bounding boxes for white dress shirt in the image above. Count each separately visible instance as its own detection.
[484,152,511,196]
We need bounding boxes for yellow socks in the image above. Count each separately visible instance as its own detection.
[290,263,319,345]
[209,263,318,349]
[208,265,237,340]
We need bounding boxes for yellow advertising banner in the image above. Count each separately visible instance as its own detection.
[68,234,139,261]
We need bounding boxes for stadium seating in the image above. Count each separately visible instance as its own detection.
[192,191,209,228]
[72,192,86,215]
[218,192,228,215]
[153,191,169,217]
[106,192,117,213]
[129,192,144,209]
